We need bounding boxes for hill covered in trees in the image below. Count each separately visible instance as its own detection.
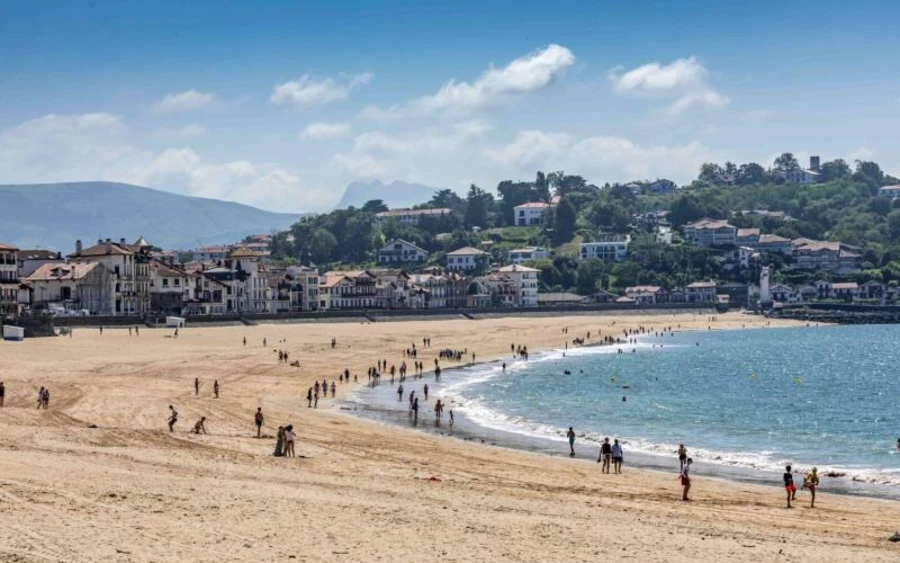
[270,155,900,294]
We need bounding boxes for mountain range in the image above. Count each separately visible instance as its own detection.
[336,179,441,209]
[0,182,301,252]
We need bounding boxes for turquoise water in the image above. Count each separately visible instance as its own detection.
[443,325,900,486]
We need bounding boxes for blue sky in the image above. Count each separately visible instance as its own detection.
[1,0,898,212]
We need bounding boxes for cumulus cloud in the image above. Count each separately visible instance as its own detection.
[270,72,372,107]
[299,122,352,140]
[153,124,208,139]
[488,129,722,184]
[0,112,317,212]
[360,44,575,119]
[151,89,216,114]
[609,56,728,116]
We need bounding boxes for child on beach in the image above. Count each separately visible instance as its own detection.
[191,417,207,435]
[784,465,797,508]
[567,427,576,457]
[168,405,178,432]
[803,467,819,508]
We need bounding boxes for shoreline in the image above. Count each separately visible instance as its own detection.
[340,324,899,502]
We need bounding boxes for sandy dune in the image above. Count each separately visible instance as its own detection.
[0,312,897,562]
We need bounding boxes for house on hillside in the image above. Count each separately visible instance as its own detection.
[507,246,550,265]
[16,249,64,278]
[683,218,737,247]
[513,202,550,226]
[579,235,630,262]
[877,185,900,199]
[375,208,451,225]
[736,228,760,246]
[446,247,489,272]
[378,239,429,264]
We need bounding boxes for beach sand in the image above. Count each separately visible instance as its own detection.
[0,311,897,562]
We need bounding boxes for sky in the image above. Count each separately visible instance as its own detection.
[1,0,899,213]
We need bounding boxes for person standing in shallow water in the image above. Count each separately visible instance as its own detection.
[567,427,576,457]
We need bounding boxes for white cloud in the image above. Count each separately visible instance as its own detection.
[488,130,723,185]
[151,89,216,114]
[360,44,575,119]
[609,56,728,116]
[270,72,372,108]
[153,124,208,139]
[299,122,352,140]
[0,112,318,212]
[845,146,876,163]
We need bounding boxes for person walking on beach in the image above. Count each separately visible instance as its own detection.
[680,458,693,501]
[194,377,199,396]
[611,439,624,474]
[412,397,419,423]
[783,465,797,508]
[213,380,219,398]
[307,387,313,408]
[434,399,444,422]
[283,425,296,458]
[37,387,44,409]
[803,467,819,508]
[397,384,404,402]
[677,444,687,470]
[0,381,5,407]
[449,408,454,427]
[255,408,265,438]
[598,438,613,473]
[424,384,429,401]
[41,388,49,409]
[168,405,178,432]
[567,427,576,457]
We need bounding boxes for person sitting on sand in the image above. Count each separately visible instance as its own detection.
[283,425,296,458]
[191,417,207,435]
[567,427,576,457]
[803,467,819,508]
[168,405,178,432]
[783,465,797,508]
[680,458,693,501]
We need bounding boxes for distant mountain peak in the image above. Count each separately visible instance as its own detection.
[0,181,301,251]
[336,179,444,209]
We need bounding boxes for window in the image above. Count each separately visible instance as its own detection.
[162,279,169,287]
[174,279,180,286]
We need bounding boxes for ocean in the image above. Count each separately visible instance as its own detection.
[345,324,900,499]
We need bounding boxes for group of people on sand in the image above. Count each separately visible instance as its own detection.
[566,429,624,474]
[784,464,820,508]
[167,405,208,435]
[36,386,50,409]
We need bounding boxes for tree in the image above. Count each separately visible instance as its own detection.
[669,193,707,226]
[737,163,766,185]
[698,162,724,183]
[361,199,389,214]
[464,184,493,228]
[535,171,551,202]
[575,259,606,294]
[888,210,900,241]
[553,198,577,244]
[819,159,851,182]
[854,160,884,192]
[428,189,466,214]
[773,153,800,172]
[308,228,337,264]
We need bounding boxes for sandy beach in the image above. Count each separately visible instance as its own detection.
[0,311,897,562]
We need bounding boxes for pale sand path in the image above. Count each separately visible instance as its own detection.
[0,312,897,562]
